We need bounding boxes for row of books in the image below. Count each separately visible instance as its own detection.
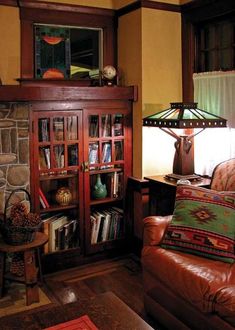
[38,117,78,143]
[88,142,111,166]
[90,207,124,244]
[41,212,78,253]
[39,145,79,171]
[88,115,123,138]
[105,171,123,198]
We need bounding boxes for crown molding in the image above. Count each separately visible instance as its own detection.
[117,0,181,17]
[0,0,115,16]
[0,0,181,14]
[0,0,16,6]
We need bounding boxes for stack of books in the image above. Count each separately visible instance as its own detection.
[41,213,78,252]
[90,207,123,244]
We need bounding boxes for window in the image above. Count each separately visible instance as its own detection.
[195,19,235,72]
[34,24,103,79]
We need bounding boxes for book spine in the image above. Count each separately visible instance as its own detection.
[39,188,49,208]
[39,195,46,209]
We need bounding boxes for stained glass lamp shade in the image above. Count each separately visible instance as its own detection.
[143,102,227,180]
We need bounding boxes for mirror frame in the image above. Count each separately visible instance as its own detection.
[19,1,116,84]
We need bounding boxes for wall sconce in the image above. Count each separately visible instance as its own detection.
[143,102,227,180]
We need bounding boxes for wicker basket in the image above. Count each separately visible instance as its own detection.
[0,189,40,245]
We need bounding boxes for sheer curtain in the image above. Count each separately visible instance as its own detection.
[193,71,235,176]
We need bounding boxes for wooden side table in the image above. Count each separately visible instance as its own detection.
[0,232,48,305]
[144,175,211,216]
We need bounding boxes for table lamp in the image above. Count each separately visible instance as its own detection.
[143,102,227,180]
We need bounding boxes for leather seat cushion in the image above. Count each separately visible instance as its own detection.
[142,246,235,316]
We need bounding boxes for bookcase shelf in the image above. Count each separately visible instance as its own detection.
[39,173,78,181]
[28,87,134,273]
[90,197,122,206]
[40,204,78,213]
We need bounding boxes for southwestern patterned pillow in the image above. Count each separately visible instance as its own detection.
[161,185,235,263]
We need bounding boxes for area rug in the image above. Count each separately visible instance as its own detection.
[0,282,52,317]
[44,315,98,330]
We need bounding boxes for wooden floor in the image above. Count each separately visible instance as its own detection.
[0,254,166,329]
[43,254,165,330]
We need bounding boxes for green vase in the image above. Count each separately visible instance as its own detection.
[92,174,107,199]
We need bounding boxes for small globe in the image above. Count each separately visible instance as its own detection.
[103,65,117,80]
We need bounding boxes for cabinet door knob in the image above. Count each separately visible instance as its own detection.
[82,161,89,172]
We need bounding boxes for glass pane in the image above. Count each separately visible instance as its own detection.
[39,146,50,169]
[204,26,215,49]
[89,115,99,138]
[68,144,78,166]
[101,142,111,163]
[113,115,123,136]
[204,50,217,71]
[101,114,111,137]
[220,23,232,48]
[53,117,64,141]
[220,49,232,70]
[89,142,99,164]
[67,116,78,140]
[53,145,64,168]
[38,118,50,142]
[114,141,124,161]
[70,28,101,79]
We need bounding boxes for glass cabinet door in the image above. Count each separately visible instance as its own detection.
[34,111,83,254]
[84,110,126,253]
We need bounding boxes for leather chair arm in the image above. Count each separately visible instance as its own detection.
[143,215,172,246]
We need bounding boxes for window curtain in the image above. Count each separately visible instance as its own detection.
[193,71,235,176]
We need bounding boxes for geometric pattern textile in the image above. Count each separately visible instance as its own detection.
[161,185,235,263]
[44,315,98,330]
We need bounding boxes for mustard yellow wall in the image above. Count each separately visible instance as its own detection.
[118,9,142,177]
[0,6,20,85]
[118,7,182,177]
[142,8,182,177]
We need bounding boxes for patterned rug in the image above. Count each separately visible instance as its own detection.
[44,315,98,330]
[0,282,52,317]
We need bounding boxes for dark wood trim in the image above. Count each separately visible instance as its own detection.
[182,16,195,101]
[5,0,115,16]
[0,86,137,102]
[181,0,235,101]
[0,0,16,6]
[117,0,180,17]
[127,176,149,193]
[182,0,235,21]
[19,3,116,81]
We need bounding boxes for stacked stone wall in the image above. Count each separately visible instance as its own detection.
[0,102,30,215]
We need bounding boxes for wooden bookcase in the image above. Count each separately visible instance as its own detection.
[0,85,136,273]
[16,85,136,273]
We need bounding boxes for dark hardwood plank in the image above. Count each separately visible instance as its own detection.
[0,254,165,330]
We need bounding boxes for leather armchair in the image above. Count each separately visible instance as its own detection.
[141,159,235,330]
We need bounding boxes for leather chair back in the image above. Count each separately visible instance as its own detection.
[210,158,235,191]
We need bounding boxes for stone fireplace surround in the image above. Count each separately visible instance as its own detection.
[0,102,30,215]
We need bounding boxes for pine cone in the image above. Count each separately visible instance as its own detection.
[25,213,41,227]
[9,202,27,226]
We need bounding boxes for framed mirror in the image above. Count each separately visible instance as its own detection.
[34,24,103,80]
[19,2,115,85]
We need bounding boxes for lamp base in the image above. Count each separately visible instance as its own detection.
[165,173,202,181]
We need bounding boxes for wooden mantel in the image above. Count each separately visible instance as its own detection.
[0,86,137,102]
